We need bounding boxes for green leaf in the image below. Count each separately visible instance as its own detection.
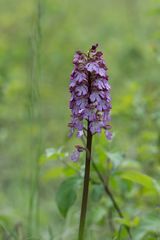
[43,166,65,181]
[120,159,141,170]
[134,211,160,240]
[42,166,76,181]
[56,177,78,217]
[120,171,160,193]
[39,147,68,165]
[107,152,124,168]
[90,206,106,223]
[91,184,104,202]
[115,216,140,227]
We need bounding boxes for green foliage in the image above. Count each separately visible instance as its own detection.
[56,177,79,218]
[40,147,77,181]
[115,216,140,228]
[39,147,68,165]
[0,0,160,239]
[120,170,160,193]
[91,184,104,202]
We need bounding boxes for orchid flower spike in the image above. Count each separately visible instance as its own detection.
[69,44,112,161]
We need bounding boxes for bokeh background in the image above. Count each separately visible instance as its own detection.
[0,0,160,239]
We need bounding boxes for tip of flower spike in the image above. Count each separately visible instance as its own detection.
[91,43,98,51]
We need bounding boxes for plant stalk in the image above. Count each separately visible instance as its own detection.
[78,121,92,240]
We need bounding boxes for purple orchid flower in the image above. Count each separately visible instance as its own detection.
[69,44,112,161]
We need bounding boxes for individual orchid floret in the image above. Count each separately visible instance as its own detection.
[70,149,80,162]
[70,145,86,162]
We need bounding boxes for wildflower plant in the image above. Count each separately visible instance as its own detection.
[68,44,112,240]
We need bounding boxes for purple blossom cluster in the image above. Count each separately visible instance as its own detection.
[69,44,112,137]
[69,44,112,160]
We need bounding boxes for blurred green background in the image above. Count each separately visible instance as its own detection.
[0,0,160,239]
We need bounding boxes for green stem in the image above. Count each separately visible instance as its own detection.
[78,121,92,240]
